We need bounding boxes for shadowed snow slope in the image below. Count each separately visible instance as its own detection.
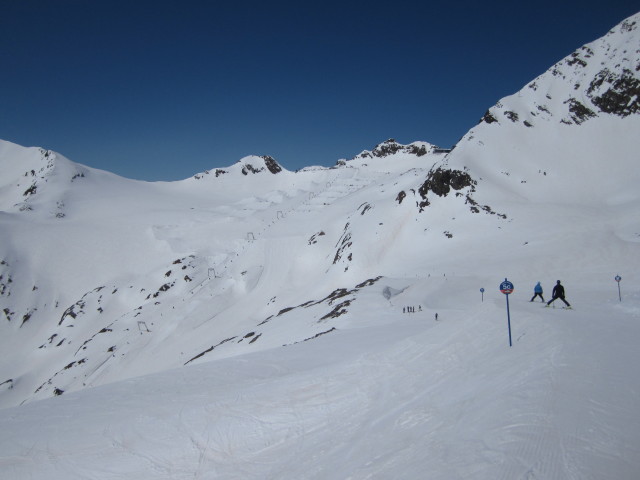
[0,11,639,480]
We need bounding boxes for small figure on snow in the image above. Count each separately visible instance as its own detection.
[546,280,571,308]
[435,312,439,321]
[530,282,545,302]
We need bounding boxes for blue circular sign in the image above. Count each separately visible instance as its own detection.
[480,288,485,293]
[500,279,514,295]
[615,275,622,282]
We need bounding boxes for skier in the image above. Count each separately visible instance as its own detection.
[530,282,544,302]
[546,280,571,308]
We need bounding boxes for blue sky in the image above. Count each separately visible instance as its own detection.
[1,1,638,181]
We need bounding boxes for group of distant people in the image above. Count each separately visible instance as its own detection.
[530,280,571,308]
[403,306,422,313]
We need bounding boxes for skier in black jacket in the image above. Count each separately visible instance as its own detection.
[546,280,571,308]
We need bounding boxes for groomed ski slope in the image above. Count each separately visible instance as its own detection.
[1,277,639,479]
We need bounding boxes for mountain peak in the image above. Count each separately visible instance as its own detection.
[192,155,284,180]
[346,139,445,164]
[0,140,89,215]
[478,12,640,129]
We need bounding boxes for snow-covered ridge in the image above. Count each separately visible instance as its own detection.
[0,140,88,216]
[347,138,445,163]
[445,12,640,208]
[480,12,639,128]
[192,154,285,180]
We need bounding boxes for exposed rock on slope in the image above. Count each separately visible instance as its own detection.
[193,155,284,179]
[478,13,640,129]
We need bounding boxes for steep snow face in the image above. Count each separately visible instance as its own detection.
[447,12,640,206]
[480,13,639,127]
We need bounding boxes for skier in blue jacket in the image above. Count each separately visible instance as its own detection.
[530,282,544,302]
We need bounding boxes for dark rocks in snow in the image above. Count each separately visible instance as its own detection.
[372,139,428,158]
[241,156,283,176]
[333,223,353,268]
[193,169,227,179]
[416,167,506,219]
[504,111,519,122]
[418,167,476,211]
[23,184,37,197]
[355,277,382,289]
[303,327,336,342]
[277,306,296,316]
[147,281,175,299]
[358,202,372,215]
[262,155,282,174]
[354,139,430,161]
[0,268,13,297]
[587,68,640,117]
[317,287,355,305]
[565,98,596,124]
[249,333,261,344]
[567,51,588,68]
[59,302,84,325]
[59,287,106,325]
[238,331,262,344]
[396,191,406,204]
[481,110,498,124]
[319,300,351,321]
[20,309,36,327]
[184,336,238,365]
[308,231,325,245]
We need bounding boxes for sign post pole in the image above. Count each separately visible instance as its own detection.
[499,278,514,347]
[615,275,622,302]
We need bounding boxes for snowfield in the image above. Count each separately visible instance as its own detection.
[1,12,639,480]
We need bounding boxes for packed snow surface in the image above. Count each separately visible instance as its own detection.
[1,11,639,480]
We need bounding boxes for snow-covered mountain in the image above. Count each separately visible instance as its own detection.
[1,12,639,480]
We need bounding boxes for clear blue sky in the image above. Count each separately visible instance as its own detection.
[1,1,638,181]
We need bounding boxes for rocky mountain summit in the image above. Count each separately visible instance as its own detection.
[481,13,639,128]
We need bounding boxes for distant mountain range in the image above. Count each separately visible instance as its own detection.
[1,11,638,411]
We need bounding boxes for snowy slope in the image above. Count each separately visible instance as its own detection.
[1,11,640,480]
